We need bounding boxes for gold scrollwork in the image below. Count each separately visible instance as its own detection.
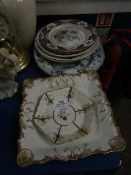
[17,149,34,167]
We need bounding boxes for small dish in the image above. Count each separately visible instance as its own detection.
[33,87,94,144]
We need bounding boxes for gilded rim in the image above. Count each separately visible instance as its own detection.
[36,19,97,55]
[17,72,126,167]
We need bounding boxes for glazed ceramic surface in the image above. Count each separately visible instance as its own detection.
[0,79,18,100]
[33,87,94,144]
[17,73,125,167]
[34,41,104,75]
[36,31,98,60]
[37,19,97,55]
[36,36,97,59]
[35,38,99,63]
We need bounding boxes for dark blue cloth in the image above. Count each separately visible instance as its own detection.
[0,59,122,175]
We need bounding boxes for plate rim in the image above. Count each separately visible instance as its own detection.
[17,73,126,166]
[34,44,104,75]
[35,36,99,63]
[36,19,98,55]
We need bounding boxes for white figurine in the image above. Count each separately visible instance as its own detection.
[0,47,18,100]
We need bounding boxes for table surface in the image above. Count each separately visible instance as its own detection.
[0,58,122,175]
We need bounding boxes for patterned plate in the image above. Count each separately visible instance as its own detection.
[34,42,105,75]
[35,38,99,63]
[36,19,97,55]
[17,73,125,167]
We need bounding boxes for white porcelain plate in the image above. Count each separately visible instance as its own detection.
[36,19,97,55]
[17,73,125,167]
[33,87,94,144]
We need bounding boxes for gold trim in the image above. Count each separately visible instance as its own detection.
[22,71,100,88]
[17,149,34,167]
[17,72,126,167]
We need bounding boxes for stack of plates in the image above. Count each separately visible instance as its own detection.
[34,19,105,75]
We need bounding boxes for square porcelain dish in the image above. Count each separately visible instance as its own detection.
[17,72,125,167]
